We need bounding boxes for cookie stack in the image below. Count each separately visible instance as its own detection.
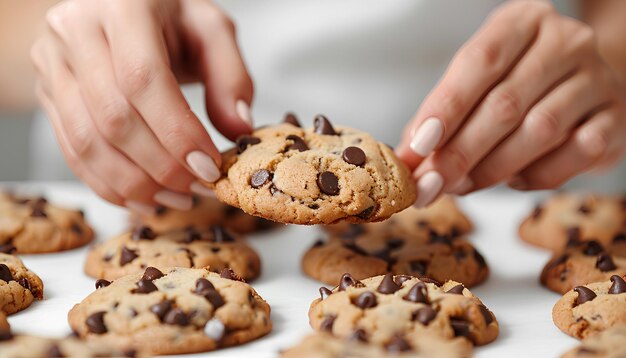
[518,193,626,357]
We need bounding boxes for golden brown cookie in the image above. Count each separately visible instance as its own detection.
[0,253,44,315]
[84,226,261,281]
[208,115,416,225]
[560,324,626,358]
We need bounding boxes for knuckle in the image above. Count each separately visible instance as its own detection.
[68,125,95,158]
[526,109,560,146]
[466,42,503,70]
[205,5,236,33]
[153,161,184,186]
[97,100,133,141]
[444,146,472,175]
[580,125,610,159]
[435,88,465,119]
[45,1,81,37]
[118,175,151,199]
[118,59,157,97]
[486,89,521,124]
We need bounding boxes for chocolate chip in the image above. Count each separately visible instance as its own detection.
[409,260,427,275]
[412,307,437,325]
[574,286,597,306]
[312,239,325,248]
[473,249,487,268]
[544,254,569,275]
[596,253,617,272]
[341,224,364,239]
[0,264,13,282]
[319,287,333,300]
[349,329,368,342]
[453,249,467,261]
[150,300,172,321]
[283,112,301,127]
[236,135,261,154]
[320,315,336,332]
[385,335,412,353]
[394,275,411,286]
[195,278,225,308]
[531,206,543,219]
[250,169,272,188]
[446,284,465,295]
[86,311,107,334]
[377,273,401,294]
[212,226,235,243]
[0,244,16,254]
[353,292,377,309]
[132,226,155,241]
[356,206,375,219]
[46,344,63,357]
[163,308,189,326]
[123,350,138,358]
[404,282,428,303]
[317,172,339,195]
[582,241,604,256]
[430,231,453,246]
[566,227,581,246]
[338,273,364,291]
[578,204,592,215]
[386,238,404,250]
[478,304,494,324]
[195,278,216,292]
[609,275,626,294]
[220,268,243,281]
[18,277,31,291]
[313,115,338,135]
[155,206,167,216]
[343,242,369,256]
[450,318,470,338]
[342,147,366,166]
[419,277,443,287]
[286,135,309,152]
[119,247,139,266]
[132,279,158,294]
[142,267,164,281]
[95,279,111,289]
[614,233,626,244]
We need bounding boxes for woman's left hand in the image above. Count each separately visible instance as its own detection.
[395,0,626,207]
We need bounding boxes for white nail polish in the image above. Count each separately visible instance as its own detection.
[410,117,444,157]
[190,181,216,197]
[186,151,221,183]
[414,171,444,208]
[126,201,156,216]
[236,100,253,125]
[154,191,193,211]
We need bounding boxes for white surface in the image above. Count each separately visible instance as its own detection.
[4,182,579,357]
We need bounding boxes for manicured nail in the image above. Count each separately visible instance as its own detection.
[186,151,221,183]
[414,171,444,208]
[154,191,193,211]
[410,117,444,157]
[126,201,156,216]
[508,176,527,190]
[190,181,216,197]
[450,176,474,195]
[236,100,253,125]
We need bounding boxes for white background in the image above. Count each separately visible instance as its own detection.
[6,182,579,357]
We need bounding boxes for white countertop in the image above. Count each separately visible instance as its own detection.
[4,182,578,357]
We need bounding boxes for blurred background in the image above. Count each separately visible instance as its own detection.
[1,0,624,191]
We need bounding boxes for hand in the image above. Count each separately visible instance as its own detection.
[396,0,626,207]
[31,0,253,214]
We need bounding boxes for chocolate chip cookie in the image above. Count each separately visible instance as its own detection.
[303,224,488,288]
[541,240,626,294]
[552,275,626,339]
[0,191,94,253]
[0,316,143,358]
[324,196,473,240]
[208,115,417,225]
[0,253,44,314]
[561,324,626,358]
[131,196,279,235]
[309,273,498,346]
[84,226,261,281]
[520,194,626,252]
[281,332,472,358]
[68,267,271,355]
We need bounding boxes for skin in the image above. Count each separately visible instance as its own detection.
[1,0,625,211]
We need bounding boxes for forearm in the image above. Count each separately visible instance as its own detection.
[583,0,626,84]
[0,0,58,113]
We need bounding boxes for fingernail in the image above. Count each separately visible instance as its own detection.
[186,151,221,183]
[450,176,474,195]
[236,100,253,125]
[190,181,216,197]
[154,191,193,211]
[414,171,444,208]
[508,176,527,190]
[126,201,156,216]
[410,117,444,157]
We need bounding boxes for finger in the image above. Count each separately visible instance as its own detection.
[38,32,193,210]
[102,3,222,183]
[510,107,625,190]
[470,68,611,190]
[181,1,254,141]
[396,1,554,169]
[46,8,197,193]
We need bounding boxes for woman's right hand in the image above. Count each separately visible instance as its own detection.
[31,0,253,215]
